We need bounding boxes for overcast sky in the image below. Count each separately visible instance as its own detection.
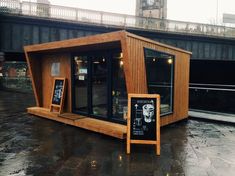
[29,0,235,25]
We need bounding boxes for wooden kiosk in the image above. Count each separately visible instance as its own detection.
[24,30,191,139]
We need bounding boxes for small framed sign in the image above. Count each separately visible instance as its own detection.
[50,77,66,114]
[127,94,160,155]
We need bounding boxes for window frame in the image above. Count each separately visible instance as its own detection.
[143,47,175,117]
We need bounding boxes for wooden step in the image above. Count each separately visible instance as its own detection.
[27,107,127,139]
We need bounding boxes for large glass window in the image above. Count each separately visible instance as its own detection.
[72,49,127,123]
[112,52,127,120]
[144,48,174,115]
[91,55,108,117]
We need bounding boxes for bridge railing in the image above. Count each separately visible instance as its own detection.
[1,0,235,38]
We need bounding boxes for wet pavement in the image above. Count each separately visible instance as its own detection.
[0,90,235,176]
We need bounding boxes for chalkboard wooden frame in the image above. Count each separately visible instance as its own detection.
[127,94,160,155]
[50,77,66,114]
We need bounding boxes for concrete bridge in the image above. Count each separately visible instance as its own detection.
[1,0,235,115]
[1,0,235,61]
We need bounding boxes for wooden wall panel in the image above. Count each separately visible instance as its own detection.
[126,35,190,126]
[41,53,71,112]
[25,53,42,106]
[126,37,148,94]
[120,33,133,93]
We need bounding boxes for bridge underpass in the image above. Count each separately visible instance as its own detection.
[1,7,235,117]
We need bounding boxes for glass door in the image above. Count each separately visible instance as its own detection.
[72,49,127,123]
[91,54,108,117]
[73,55,89,114]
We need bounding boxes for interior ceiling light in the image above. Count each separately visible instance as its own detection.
[167,58,173,64]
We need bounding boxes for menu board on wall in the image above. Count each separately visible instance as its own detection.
[127,94,160,155]
[51,62,60,76]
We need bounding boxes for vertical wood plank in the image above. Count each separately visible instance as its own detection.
[41,53,71,111]
[157,94,160,155]
[25,52,42,106]
[126,94,131,154]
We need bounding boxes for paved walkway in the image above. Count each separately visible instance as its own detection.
[0,90,235,176]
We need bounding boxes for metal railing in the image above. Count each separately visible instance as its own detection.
[189,83,235,92]
[1,0,235,38]
[189,83,235,114]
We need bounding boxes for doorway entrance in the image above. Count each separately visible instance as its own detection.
[72,49,127,123]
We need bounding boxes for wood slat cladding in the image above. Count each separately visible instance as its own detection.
[25,30,191,132]
[25,53,42,106]
[119,33,133,94]
[41,53,71,112]
[24,31,126,53]
[126,34,190,126]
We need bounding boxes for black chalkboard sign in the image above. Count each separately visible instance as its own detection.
[127,94,160,155]
[50,77,66,114]
[52,79,64,105]
[130,97,157,140]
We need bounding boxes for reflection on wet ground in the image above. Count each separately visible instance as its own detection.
[0,90,235,176]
